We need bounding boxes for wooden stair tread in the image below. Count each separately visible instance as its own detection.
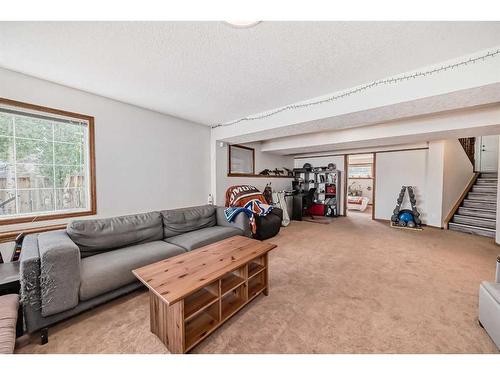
[452,215,496,229]
[467,195,497,201]
[453,214,496,222]
[458,207,496,219]
[463,199,497,204]
[448,222,496,237]
[448,171,497,238]
[458,207,497,213]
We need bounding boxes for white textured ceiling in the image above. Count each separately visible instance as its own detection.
[0,21,499,125]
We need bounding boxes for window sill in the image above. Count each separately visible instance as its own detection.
[0,224,68,243]
[0,209,96,226]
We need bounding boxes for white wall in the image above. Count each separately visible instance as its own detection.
[374,140,473,228]
[0,67,211,234]
[349,154,373,164]
[424,142,445,227]
[293,155,345,214]
[215,142,294,205]
[441,139,474,226]
[375,149,430,224]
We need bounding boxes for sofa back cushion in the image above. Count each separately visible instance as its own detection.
[67,211,163,257]
[161,205,216,238]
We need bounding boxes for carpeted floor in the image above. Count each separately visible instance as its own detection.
[16,213,500,354]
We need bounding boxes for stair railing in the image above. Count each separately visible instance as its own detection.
[459,137,475,167]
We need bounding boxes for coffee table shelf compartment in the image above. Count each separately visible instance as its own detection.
[248,255,266,278]
[248,263,265,279]
[221,266,247,296]
[221,284,247,321]
[184,282,219,321]
[248,270,267,300]
[185,303,220,351]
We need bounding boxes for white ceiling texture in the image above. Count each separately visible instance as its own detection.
[1,21,500,126]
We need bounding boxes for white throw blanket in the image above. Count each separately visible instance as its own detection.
[272,191,290,226]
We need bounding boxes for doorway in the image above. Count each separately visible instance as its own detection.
[475,135,499,172]
[346,153,375,220]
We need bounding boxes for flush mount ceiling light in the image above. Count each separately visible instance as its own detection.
[224,21,261,29]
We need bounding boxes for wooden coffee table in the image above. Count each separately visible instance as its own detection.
[132,235,277,353]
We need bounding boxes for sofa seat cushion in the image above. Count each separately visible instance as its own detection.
[67,211,163,258]
[165,226,242,251]
[161,205,216,238]
[79,241,185,301]
[0,294,19,354]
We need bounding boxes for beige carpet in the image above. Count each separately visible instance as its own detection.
[16,213,500,354]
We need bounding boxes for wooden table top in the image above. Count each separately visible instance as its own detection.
[132,235,276,305]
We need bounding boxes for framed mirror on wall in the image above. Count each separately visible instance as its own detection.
[228,144,255,175]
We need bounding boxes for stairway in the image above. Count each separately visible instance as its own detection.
[448,172,498,238]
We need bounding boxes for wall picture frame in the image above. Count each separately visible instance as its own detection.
[228,144,255,175]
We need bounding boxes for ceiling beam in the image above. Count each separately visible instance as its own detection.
[260,104,500,155]
[213,48,500,144]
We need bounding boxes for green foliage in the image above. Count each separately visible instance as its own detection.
[15,116,52,140]
[54,142,85,165]
[55,165,83,188]
[0,114,86,169]
[0,114,12,136]
[55,122,85,143]
[0,136,13,162]
[16,138,54,164]
[0,112,87,215]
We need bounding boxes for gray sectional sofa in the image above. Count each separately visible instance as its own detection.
[20,205,251,341]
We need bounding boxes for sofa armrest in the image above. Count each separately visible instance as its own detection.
[38,230,81,317]
[216,206,252,238]
[20,234,41,310]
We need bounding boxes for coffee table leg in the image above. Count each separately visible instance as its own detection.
[263,252,269,296]
[149,291,184,353]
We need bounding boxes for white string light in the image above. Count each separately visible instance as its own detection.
[211,48,500,129]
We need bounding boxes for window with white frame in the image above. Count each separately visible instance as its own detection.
[0,99,95,224]
[348,164,373,178]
